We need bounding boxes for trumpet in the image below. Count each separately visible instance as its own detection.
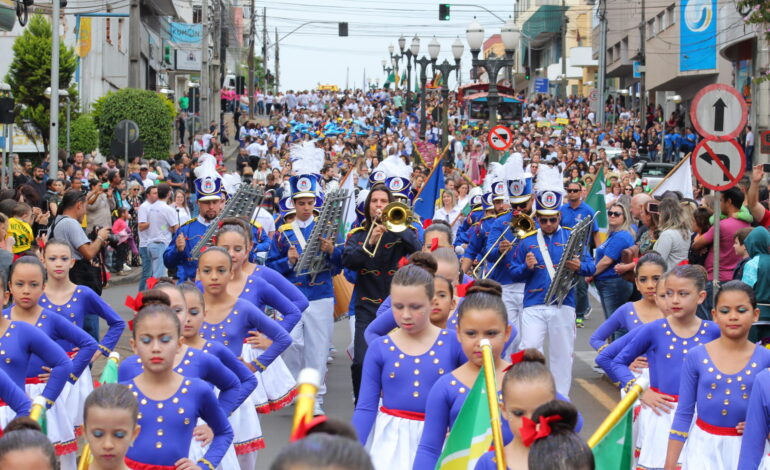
[362,201,412,257]
[472,213,535,279]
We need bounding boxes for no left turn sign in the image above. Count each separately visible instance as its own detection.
[691,138,746,191]
[487,125,513,151]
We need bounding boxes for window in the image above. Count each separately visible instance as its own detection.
[647,19,655,37]
[118,18,124,51]
[193,6,202,24]
[666,5,675,28]
[106,18,111,44]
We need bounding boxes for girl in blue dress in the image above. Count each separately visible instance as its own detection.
[40,239,126,437]
[215,220,300,414]
[123,303,233,470]
[5,256,98,470]
[664,281,770,470]
[611,265,720,470]
[81,383,140,470]
[353,257,465,470]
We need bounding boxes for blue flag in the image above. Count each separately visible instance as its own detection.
[413,158,445,223]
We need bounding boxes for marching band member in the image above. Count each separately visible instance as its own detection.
[611,265,719,470]
[378,155,424,240]
[665,281,770,470]
[459,191,505,275]
[485,153,533,353]
[510,163,595,397]
[454,188,484,252]
[40,239,126,438]
[266,146,344,414]
[344,183,421,401]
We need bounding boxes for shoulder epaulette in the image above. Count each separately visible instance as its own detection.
[522,229,538,238]
[250,220,263,229]
[278,223,292,232]
[347,226,366,237]
[181,218,195,227]
[495,210,511,218]
[480,215,494,221]
[471,206,482,213]
[562,225,573,231]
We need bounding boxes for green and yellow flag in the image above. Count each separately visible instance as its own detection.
[436,366,493,469]
[585,166,608,243]
[591,405,634,470]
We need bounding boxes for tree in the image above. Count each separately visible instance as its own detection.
[59,114,99,156]
[4,15,78,155]
[91,88,175,160]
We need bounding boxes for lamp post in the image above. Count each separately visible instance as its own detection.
[391,35,419,112]
[466,18,515,163]
[429,37,464,150]
[45,87,71,160]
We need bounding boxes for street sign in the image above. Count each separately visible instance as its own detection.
[760,129,770,155]
[114,120,139,144]
[534,78,549,94]
[487,125,513,151]
[691,138,745,191]
[690,84,748,141]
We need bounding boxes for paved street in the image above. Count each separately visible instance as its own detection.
[99,282,619,469]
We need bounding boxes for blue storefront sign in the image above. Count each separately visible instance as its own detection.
[170,23,202,44]
[534,78,549,93]
[680,0,716,71]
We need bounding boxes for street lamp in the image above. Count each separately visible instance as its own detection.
[429,38,464,150]
[501,18,519,84]
[466,18,515,163]
[45,87,71,161]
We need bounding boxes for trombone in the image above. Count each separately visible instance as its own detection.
[471,213,535,279]
[362,201,412,257]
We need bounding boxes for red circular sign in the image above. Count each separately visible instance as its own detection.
[690,84,748,141]
[691,138,745,191]
[487,125,513,151]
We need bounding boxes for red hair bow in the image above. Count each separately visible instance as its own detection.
[398,256,410,269]
[125,292,144,312]
[519,415,562,447]
[509,350,526,366]
[423,219,433,229]
[456,280,474,298]
[146,277,159,290]
[429,238,440,252]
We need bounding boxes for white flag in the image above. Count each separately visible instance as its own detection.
[340,173,357,236]
[652,159,694,199]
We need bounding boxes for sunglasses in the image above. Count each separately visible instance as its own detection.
[624,188,633,191]
[538,216,559,224]
[510,202,528,210]
[608,211,623,217]
[566,188,581,193]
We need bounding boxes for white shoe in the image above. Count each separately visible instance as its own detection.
[123,264,131,271]
[313,402,325,416]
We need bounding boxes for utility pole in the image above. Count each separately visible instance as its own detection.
[639,0,647,129]
[200,0,209,125]
[597,0,607,126]
[262,7,267,98]
[49,0,61,179]
[247,0,255,119]
[212,0,221,128]
[275,27,279,95]
[128,0,140,88]
[561,0,568,99]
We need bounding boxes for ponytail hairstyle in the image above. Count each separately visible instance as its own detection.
[131,304,181,338]
[84,384,139,426]
[139,289,171,308]
[0,429,58,470]
[634,251,667,276]
[431,247,462,284]
[43,238,74,256]
[528,400,593,470]
[502,349,555,401]
[216,216,252,245]
[392,264,436,301]
[715,280,757,309]
[270,434,374,470]
[668,264,708,292]
[9,255,46,284]
[407,251,438,275]
[198,246,233,268]
[457,279,506,326]
[179,281,205,308]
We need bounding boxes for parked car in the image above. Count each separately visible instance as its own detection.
[633,160,675,191]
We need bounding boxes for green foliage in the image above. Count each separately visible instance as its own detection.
[4,15,78,154]
[737,0,770,83]
[59,113,98,155]
[92,88,175,160]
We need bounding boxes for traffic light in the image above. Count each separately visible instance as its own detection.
[235,76,245,95]
[524,66,531,81]
[439,4,450,21]
[338,22,348,37]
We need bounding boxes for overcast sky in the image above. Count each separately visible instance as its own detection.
[256,0,517,91]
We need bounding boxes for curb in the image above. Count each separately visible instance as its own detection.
[106,268,141,288]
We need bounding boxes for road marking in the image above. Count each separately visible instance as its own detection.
[574,378,618,412]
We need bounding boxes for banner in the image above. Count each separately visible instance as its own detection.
[176,49,202,71]
[586,167,608,242]
[651,157,694,199]
[680,0,716,71]
[77,17,92,57]
[170,22,202,44]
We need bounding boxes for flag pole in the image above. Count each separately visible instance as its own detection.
[290,368,321,441]
[587,376,649,449]
[648,153,691,195]
[480,339,506,470]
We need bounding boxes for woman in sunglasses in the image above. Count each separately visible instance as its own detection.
[586,202,636,321]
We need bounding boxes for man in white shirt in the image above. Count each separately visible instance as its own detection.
[145,183,179,279]
[137,186,158,290]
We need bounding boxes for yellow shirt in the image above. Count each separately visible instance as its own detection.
[8,217,33,254]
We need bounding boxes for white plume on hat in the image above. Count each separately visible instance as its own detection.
[534,164,565,195]
[356,189,370,206]
[290,141,325,176]
[482,162,506,193]
[374,155,412,180]
[468,186,483,199]
[221,173,242,195]
[503,152,526,181]
[194,153,219,180]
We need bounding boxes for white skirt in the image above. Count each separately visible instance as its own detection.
[758,442,770,470]
[26,381,77,456]
[0,403,17,429]
[680,420,742,470]
[241,344,297,414]
[635,402,679,470]
[67,367,93,435]
[188,417,241,469]
[364,409,424,470]
[229,393,264,455]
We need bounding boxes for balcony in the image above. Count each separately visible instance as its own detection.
[523,5,565,48]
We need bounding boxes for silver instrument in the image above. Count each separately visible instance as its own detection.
[295,188,350,279]
[543,215,594,307]
[191,185,264,260]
